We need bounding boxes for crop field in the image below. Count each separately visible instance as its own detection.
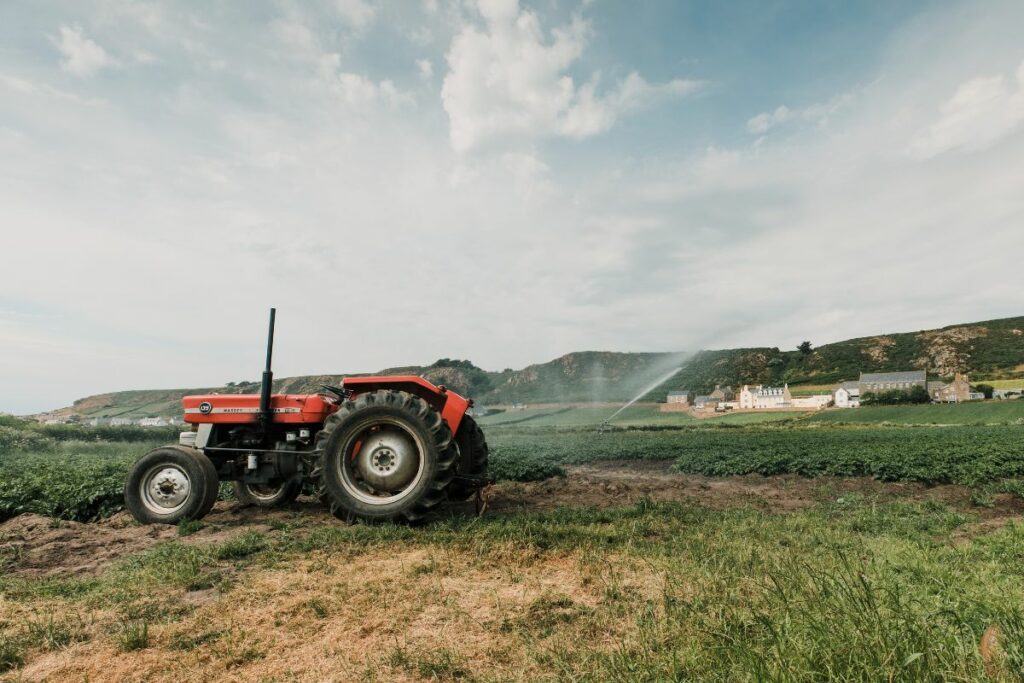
[808,400,1024,425]
[3,406,1024,680]
[479,403,806,428]
[985,379,1024,390]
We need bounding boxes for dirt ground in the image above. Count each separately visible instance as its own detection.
[2,461,1022,579]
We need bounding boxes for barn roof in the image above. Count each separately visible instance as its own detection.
[860,370,926,384]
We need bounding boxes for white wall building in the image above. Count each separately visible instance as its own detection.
[791,395,833,409]
[833,381,860,408]
[739,384,792,409]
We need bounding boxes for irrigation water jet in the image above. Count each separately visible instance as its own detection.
[602,366,682,426]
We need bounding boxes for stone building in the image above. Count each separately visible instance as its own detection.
[710,385,736,402]
[666,390,691,405]
[859,370,927,395]
[932,373,973,403]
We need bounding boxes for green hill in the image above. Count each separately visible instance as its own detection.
[663,314,1024,395]
[48,315,1024,418]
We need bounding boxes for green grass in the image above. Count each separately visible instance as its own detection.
[481,404,806,428]
[485,401,1024,429]
[0,442,148,522]
[5,406,1024,524]
[6,414,1024,679]
[707,410,806,424]
[485,423,1024,486]
[985,380,1024,390]
[3,500,1024,680]
[787,383,837,396]
[810,400,1024,425]
[478,406,576,425]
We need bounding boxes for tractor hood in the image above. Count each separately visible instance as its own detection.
[182,393,337,425]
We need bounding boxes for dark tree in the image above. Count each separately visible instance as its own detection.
[975,383,995,399]
[798,341,813,355]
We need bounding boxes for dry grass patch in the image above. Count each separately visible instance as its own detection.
[3,542,661,682]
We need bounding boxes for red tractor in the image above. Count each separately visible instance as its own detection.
[124,309,489,524]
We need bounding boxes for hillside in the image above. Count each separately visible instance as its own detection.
[47,315,1024,418]
[663,314,1024,395]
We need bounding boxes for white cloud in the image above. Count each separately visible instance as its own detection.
[2,0,1024,415]
[334,72,411,106]
[0,72,104,104]
[441,0,699,152]
[272,14,412,108]
[52,24,113,77]
[416,58,433,80]
[334,0,377,30]
[908,60,1024,158]
[747,91,855,134]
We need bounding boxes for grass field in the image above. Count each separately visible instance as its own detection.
[480,404,807,428]
[6,401,1024,524]
[3,497,1024,680]
[482,400,1024,428]
[4,405,1024,679]
[809,401,1024,425]
[986,379,1024,389]
[786,383,837,396]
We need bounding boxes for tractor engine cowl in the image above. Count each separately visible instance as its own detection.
[182,394,338,425]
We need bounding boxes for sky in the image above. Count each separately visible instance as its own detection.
[1,0,1023,414]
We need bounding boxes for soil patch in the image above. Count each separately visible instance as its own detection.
[486,461,1024,520]
[0,513,177,578]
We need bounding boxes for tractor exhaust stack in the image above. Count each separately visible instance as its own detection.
[259,307,276,432]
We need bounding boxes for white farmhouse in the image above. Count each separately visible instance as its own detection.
[739,384,792,409]
[833,381,860,408]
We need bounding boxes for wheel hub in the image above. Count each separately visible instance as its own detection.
[143,466,191,511]
[354,427,420,493]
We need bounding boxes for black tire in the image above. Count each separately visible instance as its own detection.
[196,450,220,518]
[313,390,455,523]
[447,416,490,501]
[232,478,302,507]
[124,445,217,525]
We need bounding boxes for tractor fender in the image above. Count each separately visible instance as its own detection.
[342,375,470,435]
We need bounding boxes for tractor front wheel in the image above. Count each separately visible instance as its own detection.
[314,390,455,523]
[124,446,219,524]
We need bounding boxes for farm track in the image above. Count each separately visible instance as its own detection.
[3,461,1022,579]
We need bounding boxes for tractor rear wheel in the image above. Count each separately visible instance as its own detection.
[232,478,302,507]
[314,390,455,523]
[447,416,490,501]
[124,446,219,525]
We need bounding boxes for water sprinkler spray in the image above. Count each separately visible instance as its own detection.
[600,365,683,428]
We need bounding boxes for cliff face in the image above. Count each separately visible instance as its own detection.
[51,315,1024,417]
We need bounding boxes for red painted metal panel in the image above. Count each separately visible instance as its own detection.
[182,375,470,434]
[182,394,338,425]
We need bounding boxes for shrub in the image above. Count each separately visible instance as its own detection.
[0,426,55,453]
[861,386,931,405]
